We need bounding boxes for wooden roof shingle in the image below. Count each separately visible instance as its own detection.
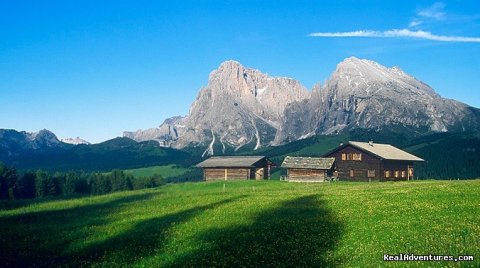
[347,141,424,162]
[196,156,268,168]
[281,156,335,170]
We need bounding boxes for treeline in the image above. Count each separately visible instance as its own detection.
[407,133,480,179]
[0,162,164,200]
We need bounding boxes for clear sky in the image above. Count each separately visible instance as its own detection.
[1,0,479,143]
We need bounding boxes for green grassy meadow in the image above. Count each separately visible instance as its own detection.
[0,180,479,267]
[123,164,190,178]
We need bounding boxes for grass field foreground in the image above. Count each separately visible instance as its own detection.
[0,180,479,267]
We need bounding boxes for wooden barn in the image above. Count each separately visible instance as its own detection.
[323,141,424,181]
[196,156,273,181]
[281,156,336,182]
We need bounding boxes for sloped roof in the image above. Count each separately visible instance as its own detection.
[347,141,424,162]
[196,156,267,168]
[281,156,335,170]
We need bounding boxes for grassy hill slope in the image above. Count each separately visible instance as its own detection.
[1,180,478,267]
[122,164,190,178]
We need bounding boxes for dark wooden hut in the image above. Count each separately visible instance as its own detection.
[323,141,424,181]
[196,156,273,181]
[281,156,335,182]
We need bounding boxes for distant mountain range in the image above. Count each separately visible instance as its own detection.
[1,57,480,179]
[124,57,480,155]
[0,129,62,154]
[0,129,192,172]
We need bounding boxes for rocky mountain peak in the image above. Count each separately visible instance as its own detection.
[61,137,90,145]
[280,57,480,141]
[30,129,60,144]
[174,60,310,153]
[328,57,438,99]
[209,60,249,83]
[0,129,62,153]
[215,60,244,72]
[335,56,400,79]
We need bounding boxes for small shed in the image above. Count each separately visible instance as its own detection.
[196,156,273,181]
[281,156,336,182]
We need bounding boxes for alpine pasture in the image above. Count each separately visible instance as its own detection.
[0,180,478,267]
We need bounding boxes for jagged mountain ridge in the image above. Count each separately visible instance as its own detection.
[175,60,310,156]
[125,60,310,153]
[0,129,92,153]
[125,57,480,155]
[123,116,186,146]
[280,57,480,141]
[0,129,194,172]
[0,129,62,155]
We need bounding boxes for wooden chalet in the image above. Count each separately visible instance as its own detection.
[323,141,424,181]
[281,156,335,182]
[196,156,273,181]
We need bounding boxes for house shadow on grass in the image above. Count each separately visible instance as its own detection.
[171,195,344,267]
[0,192,157,267]
[1,193,245,267]
[64,196,246,266]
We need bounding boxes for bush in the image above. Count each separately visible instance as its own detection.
[132,175,165,190]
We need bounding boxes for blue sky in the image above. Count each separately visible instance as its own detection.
[1,0,479,143]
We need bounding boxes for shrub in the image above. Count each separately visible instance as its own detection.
[132,175,165,190]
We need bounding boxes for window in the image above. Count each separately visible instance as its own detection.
[352,153,362,161]
[343,153,362,161]
[385,170,391,178]
[394,171,400,178]
[401,171,406,178]
[350,169,354,177]
[368,170,375,178]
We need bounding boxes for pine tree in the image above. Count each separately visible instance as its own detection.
[63,172,77,196]
[0,162,17,199]
[13,172,36,199]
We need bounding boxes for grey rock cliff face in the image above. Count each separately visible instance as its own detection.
[173,60,309,155]
[280,57,479,142]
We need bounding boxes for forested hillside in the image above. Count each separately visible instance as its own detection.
[1,137,197,172]
[236,130,480,179]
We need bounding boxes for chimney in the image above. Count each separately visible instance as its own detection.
[369,140,373,146]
